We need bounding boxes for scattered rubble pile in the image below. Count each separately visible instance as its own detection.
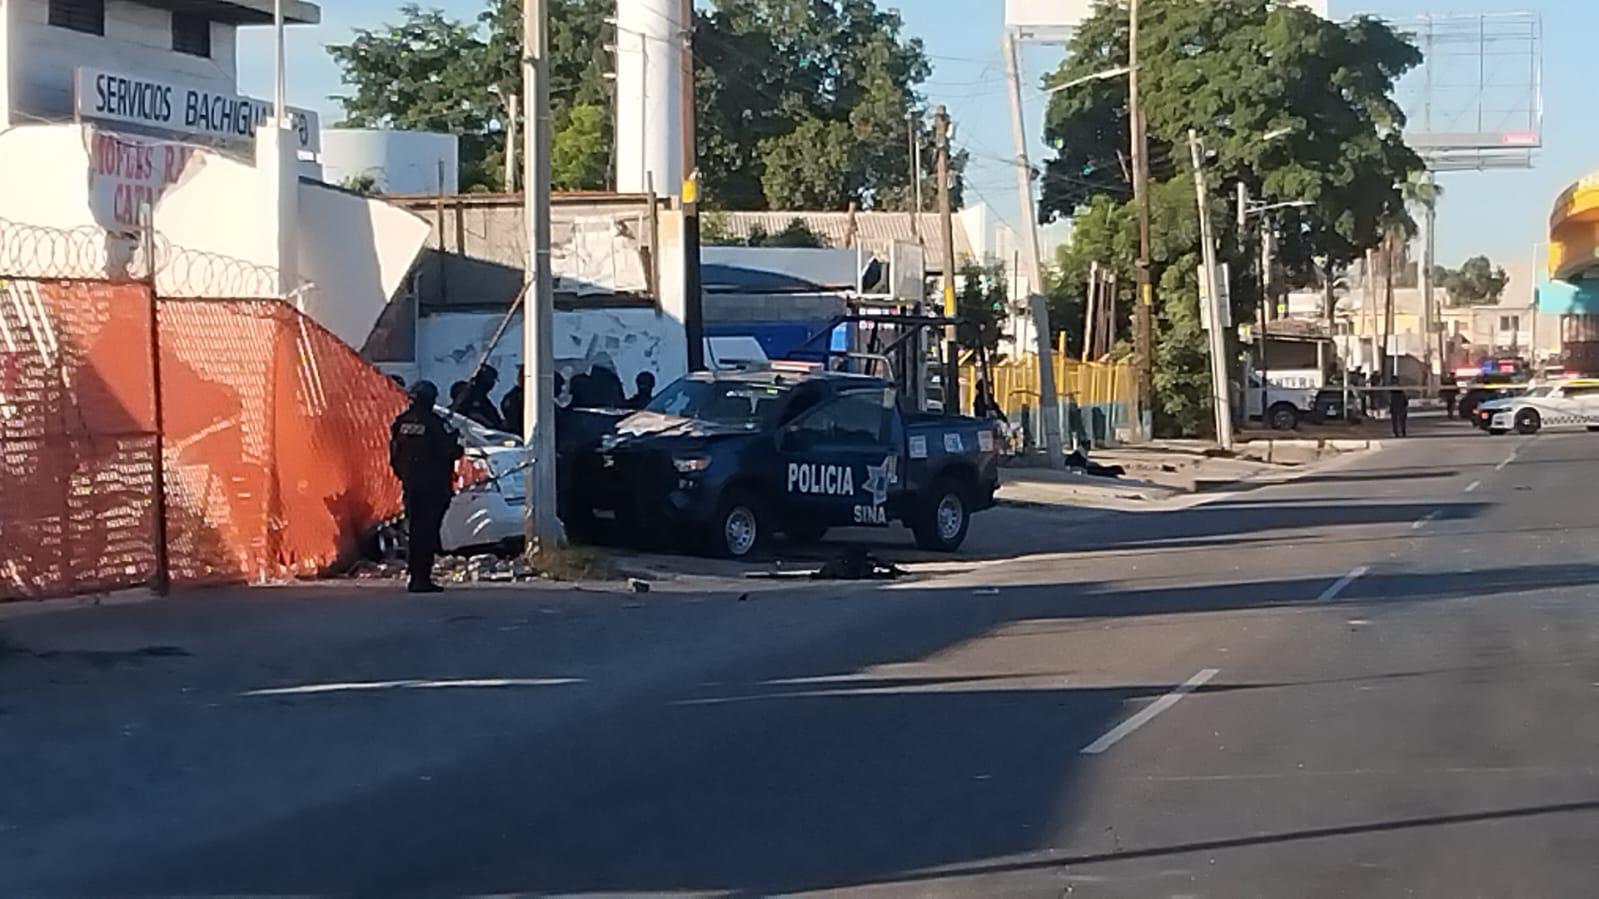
[346,554,538,584]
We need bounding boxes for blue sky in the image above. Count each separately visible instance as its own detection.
[237,0,1592,270]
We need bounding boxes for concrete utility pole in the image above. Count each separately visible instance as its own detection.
[1129,0,1154,438]
[522,0,561,552]
[933,104,960,413]
[1188,129,1235,451]
[1001,31,1064,466]
[1420,173,1437,390]
[504,92,517,192]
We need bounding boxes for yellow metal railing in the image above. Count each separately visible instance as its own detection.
[962,354,1137,421]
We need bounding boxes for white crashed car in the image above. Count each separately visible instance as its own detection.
[372,410,529,558]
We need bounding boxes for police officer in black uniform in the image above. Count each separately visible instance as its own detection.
[389,380,463,593]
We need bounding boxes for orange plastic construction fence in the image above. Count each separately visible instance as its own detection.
[1,280,407,601]
[0,280,161,599]
[157,299,406,585]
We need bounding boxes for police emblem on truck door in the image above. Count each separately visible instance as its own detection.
[853,455,897,525]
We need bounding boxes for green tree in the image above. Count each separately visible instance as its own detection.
[1039,0,1422,435]
[1435,255,1509,306]
[328,0,613,191]
[328,0,955,205]
[340,172,382,196]
[1042,0,1421,278]
[955,262,1008,355]
[552,104,610,190]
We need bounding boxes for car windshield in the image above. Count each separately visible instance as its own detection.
[1524,386,1553,398]
[646,379,792,429]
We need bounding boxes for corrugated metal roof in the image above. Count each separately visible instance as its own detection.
[715,211,972,274]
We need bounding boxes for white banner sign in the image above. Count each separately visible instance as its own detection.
[75,67,320,154]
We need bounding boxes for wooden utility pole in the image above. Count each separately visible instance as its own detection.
[933,104,960,412]
[1129,0,1154,436]
[906,111,922,244]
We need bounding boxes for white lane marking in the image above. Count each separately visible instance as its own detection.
[242,677,583,696]
[1496,450,1518,471]
[1465,480,1482,494]
[1317,566,1369,602]
[1081,668,1219,755]
[1412,510,1443,530]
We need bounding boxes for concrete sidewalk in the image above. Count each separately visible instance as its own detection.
[998,435,1375,512]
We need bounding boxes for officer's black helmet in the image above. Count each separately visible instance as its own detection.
[409,379,440,407]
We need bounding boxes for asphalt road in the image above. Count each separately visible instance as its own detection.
[5,421,1599,896]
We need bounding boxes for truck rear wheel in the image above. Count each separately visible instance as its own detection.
[913,477,971,552]
[709,489,765,559]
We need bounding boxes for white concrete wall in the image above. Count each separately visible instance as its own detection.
[9,0,237,122]
[412,209,691,397]
[416,306,689,405]
[0,123,430,350]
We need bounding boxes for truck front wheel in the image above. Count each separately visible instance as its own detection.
[913,477,971,552]
[709,489,766,559]
[1268,402,1300,431]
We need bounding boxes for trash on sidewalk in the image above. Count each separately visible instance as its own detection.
[746,548,907,581]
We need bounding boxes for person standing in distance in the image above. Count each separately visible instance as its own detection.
[389,380,463,593]
[1388,386,1410,438]
[627,370,657,410]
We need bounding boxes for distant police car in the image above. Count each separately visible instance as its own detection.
[1485,380,1599,435]
[566,368,1002,558]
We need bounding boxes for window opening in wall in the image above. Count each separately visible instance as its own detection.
[172,13,212,57]
[49,0,105,35]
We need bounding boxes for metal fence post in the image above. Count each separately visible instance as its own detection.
[140,205,170,595]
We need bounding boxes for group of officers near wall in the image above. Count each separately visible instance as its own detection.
[387,359,659,593]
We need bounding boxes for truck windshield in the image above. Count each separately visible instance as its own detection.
[646,380,792,429]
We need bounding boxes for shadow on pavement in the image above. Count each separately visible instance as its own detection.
[63,556,1599,896]
[846,798,1599,889]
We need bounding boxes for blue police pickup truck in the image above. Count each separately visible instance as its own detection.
[566,368,1002,558]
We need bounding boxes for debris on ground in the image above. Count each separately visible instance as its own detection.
[347,560,406,579]
[627,578,651,593]
[1064,449,1127,479]
[811,548,907,581]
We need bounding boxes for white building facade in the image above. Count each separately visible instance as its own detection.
[0,0,433,351]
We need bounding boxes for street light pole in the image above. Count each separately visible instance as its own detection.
[522,0,561,552]
[1189,129,1235,451]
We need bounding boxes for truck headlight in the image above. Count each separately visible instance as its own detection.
[673,455,712,473]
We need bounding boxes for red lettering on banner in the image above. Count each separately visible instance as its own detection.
[90,131,197,228]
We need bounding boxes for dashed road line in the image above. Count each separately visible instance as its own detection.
[1496,450,1519,471]
[1412,509,1443,530]
[1317,566,1369,602]
[1465,480,1482,494]
[1081,668,1220,755]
